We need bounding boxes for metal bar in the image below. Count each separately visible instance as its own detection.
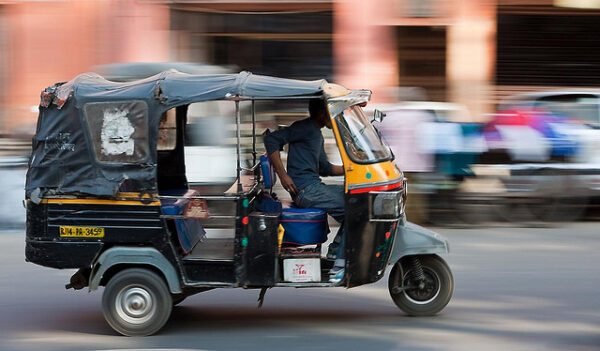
[236,100,242,194]
[275,282,338,288]
[160,215,238,220]
[158,195,240,201]
[252,99,257,167]
[240,162,260,172]
[245,182,260,196]
[369,218,404,223]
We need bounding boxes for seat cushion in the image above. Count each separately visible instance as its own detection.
[280,207,329,245]
[160,190,205,254]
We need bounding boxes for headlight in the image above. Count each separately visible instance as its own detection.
[370,190,404,221]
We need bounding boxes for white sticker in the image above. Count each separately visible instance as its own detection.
[101,109,135,156]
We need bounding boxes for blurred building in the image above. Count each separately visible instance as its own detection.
[0,0,599,134]
[0,0,170,134]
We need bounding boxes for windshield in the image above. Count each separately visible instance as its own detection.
[334,105,392,163]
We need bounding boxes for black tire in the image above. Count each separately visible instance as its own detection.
[102,268,172,336]
[388,255,453,316]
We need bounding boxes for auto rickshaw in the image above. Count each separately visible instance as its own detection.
[25,71,453,336]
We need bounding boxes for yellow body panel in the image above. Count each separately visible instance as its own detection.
[330,116,401,192]
[41,192,160,206]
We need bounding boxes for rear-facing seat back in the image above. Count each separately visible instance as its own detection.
[260,154,277,189]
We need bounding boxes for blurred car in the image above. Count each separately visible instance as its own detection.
[499,90,600,164]
[367,101,483,174]
[499,90,600,128]
[367,101,472,123]
[364,102,488,225]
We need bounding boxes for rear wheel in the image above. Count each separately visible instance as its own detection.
[388,255,453,316]
[102,268,172,336]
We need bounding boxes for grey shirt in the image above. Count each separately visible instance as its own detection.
[264,118,333,190]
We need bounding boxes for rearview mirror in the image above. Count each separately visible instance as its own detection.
[373,109,386,122]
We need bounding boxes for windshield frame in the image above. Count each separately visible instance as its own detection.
[332,104,392,165]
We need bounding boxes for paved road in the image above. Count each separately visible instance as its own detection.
[0,223,599,351]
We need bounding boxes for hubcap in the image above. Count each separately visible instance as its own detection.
[401,267,441,305]
[115,285,156,324]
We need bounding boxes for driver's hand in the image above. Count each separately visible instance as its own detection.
[280,174,299,196]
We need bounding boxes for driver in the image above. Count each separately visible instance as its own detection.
[263,99,346,282]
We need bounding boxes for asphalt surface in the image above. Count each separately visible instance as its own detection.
[0,223,599,351]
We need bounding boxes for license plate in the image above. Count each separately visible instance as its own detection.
[59,226,105,238]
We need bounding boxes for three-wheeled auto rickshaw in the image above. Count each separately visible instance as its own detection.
[25,71,453,336]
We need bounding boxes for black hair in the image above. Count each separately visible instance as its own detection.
[309,98,327,118]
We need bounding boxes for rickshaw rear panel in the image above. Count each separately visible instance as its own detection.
[26,199,168,269]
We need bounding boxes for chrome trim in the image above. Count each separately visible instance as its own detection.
[348,177,404,190]
[160,215,237,220]
[159,196,239,201]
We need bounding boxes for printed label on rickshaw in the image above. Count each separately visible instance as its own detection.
[59,226,105,238]
[283,258,321,282]
[184,198,210,219]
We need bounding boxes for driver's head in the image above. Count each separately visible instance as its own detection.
[309,99,332,129]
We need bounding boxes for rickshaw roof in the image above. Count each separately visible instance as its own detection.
[60,70,336,108]
[27,71,353,199]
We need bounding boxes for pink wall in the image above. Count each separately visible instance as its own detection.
[1,0,170,133]
[334,0,497,116]
[333,0,399,103]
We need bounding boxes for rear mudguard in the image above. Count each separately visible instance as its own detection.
[388,219,449,265]
[88,247,182,294]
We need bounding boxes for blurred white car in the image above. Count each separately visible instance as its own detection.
[500,90,600,164]
[499,90,600,127]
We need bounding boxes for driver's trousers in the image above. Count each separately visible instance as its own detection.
[293,182,345,259]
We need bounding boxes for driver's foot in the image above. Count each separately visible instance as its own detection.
[329,267,344,284]
[329,259,345,284]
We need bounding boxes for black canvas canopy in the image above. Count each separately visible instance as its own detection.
[26,71,329,199]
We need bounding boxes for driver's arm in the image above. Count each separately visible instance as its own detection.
[319,141,344,177]
[268,150,299,195]
[330,165,344,176]
[264,126,300,195]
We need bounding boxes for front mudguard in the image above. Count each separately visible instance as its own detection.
[388,219,449,265]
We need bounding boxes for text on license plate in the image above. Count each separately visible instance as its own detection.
[59,226,105,238]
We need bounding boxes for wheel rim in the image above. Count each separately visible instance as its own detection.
[401,267,441,305]
[115,285,156,325]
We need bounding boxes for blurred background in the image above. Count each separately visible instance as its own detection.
[2,0,600,228]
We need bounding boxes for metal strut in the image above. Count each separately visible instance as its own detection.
[235,99,242,194]
[410,256,426,282]
[257,287,269,308]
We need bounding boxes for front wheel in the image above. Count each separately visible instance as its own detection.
[388,255,453,316]
[102,268,173,336]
